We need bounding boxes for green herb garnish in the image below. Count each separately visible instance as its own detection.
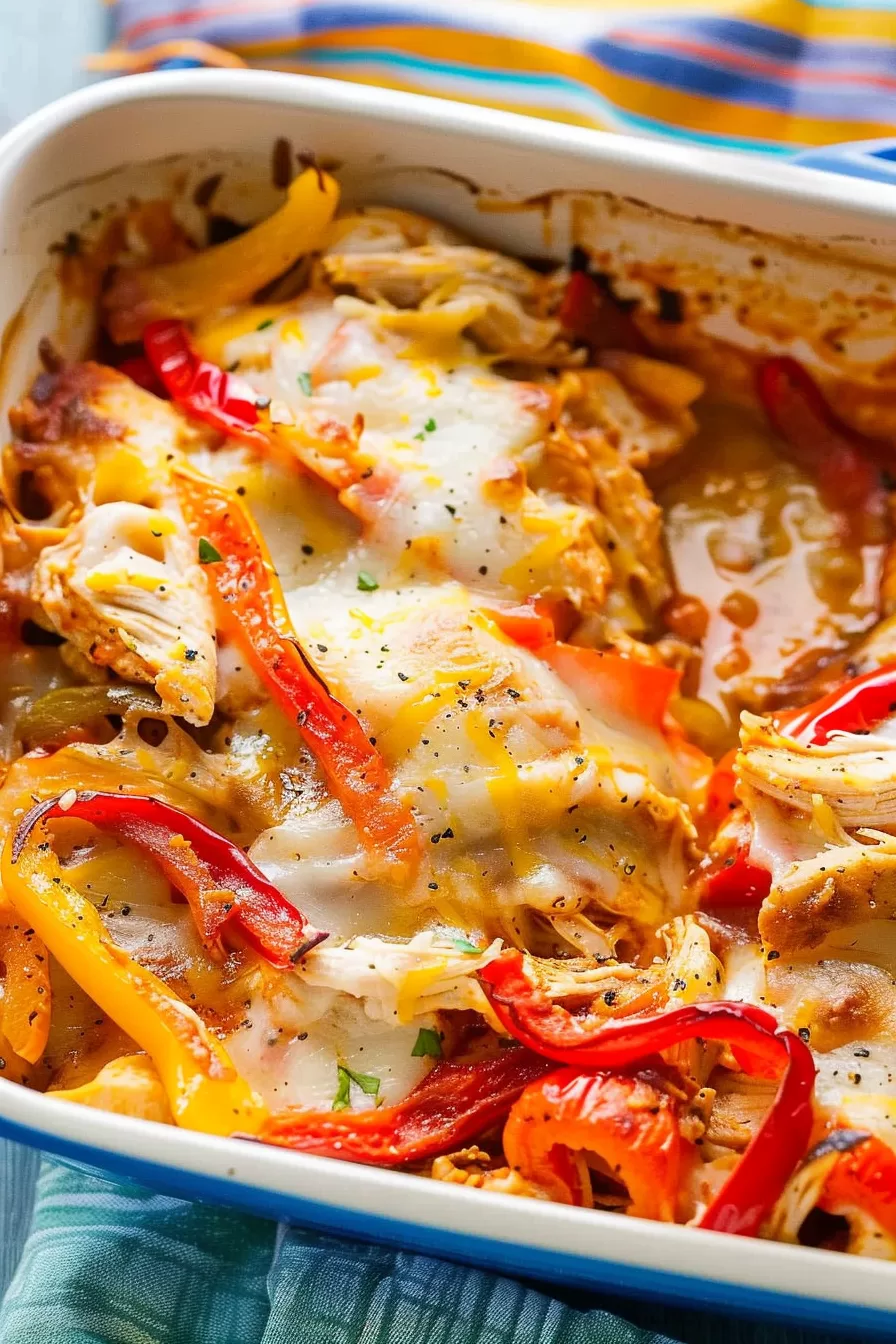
[296,371,313,396]
[197,538,222,564]
[332,1063,381,1112]
[424,417,437,433]
[450,937,482,956]
[357,570,379,592]
[256,318,274,331]
[411,1027,443,1059]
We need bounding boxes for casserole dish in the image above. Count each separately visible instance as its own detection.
[1,70,896,1335]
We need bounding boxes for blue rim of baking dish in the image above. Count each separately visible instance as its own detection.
[0,1108,892,1339]
[794,138,896,185]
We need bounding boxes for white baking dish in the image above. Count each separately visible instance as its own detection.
[0,71,895,1336]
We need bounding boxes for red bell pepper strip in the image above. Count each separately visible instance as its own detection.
[503,1067,686,1218]
[144,318,270,450]
[173,469,420,872]
[13,791,327,969]
[696,753,770,907]
[559,271,648,353]
[257,1049,552,1164]
[703,749,738,830]
[697,808,771,908]
[781,662,896,747]
[817,1131,896,1239]
[756,357,885,523]
[115,354,169,399]
[479,950,816,1237]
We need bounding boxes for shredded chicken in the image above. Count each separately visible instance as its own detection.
[431,1146,546,1198]
[323,244,575,364]
[7,360,212,519]
[50,1053,173,1124]
[739,712,896,832]
[32,502,216,723]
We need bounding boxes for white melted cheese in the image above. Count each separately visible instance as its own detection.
[162,290,702,1106]
[206,294,598,605]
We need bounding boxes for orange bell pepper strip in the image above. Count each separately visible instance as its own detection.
[1,808,267,1136]
[484,601,681,731]
[484,601,556,652]
[502,1067,686,1219]
[173,468,420,873]
[542,643,681,735]
[0,900,50,1064]
[816,1131,896,1239]
[258,1050,552,1164]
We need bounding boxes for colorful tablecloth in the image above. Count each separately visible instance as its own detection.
[102,0,896,156]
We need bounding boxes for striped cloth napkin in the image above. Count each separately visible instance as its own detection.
[99,0,896,156]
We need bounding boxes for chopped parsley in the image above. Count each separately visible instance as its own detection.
[357,570,379,592]
[413,417,438,441]
[332,1063,381,1112]
[411,1027,443,1059]
[296,371,313,396]
[256,318,274,331]
[450,937,482,956]
[197,538,222,564]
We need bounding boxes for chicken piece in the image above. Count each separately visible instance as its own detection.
[7,360,212,519]
[738,712,896,832]
[521,917,720,1012]
[529,424,671,633]
[560,363,702,470]
[295,932,502,1025]
[50,1053,173,1123]
[431,1146,546,1198]
[325,207,462,255]
[323,245,575,364]
[250,583,700,946]
[32,501,216,724]
[759,836,896,959]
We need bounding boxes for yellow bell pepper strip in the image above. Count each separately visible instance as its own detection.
[1,812,267,1136]
[19,791,327,969]
[0,899,50,1064]
[173,467,421,875]
[103,166,340,343]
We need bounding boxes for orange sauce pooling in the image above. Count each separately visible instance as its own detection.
[657,402,886,726]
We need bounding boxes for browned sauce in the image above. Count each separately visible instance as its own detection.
[657,401,886,724]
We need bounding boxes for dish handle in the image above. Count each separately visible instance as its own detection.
[793,139,896,185]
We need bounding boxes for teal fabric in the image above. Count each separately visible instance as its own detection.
[0,1158,679,1344]
[0,1149,867,1344]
